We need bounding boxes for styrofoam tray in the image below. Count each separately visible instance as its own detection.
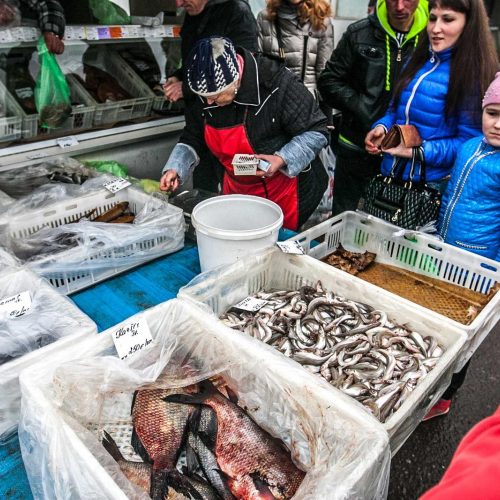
[5,187,184,294]
[0,267,97,439]
[178,247,467,453]
[287,211,500,369]
[18,299,390,499]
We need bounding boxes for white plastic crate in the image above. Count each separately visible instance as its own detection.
[178,248,467,453]
[19,299,390,499]
[0,80,23,142]
[5,188,184,294]
[62,47,154,126]
[1,74,95,139]
[0,266,97,439]
[288,211,500,369]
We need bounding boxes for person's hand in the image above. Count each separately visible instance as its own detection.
[163,77,183,102]
[160,170,181,192]
[365,125,386,155]
[382,144,413,158]
[43,32,64,54]
[254,154,286,178]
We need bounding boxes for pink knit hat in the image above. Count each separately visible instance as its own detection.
[482,72,500,108]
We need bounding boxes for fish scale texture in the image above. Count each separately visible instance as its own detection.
[132,386,198,471]
[204,393,305,499]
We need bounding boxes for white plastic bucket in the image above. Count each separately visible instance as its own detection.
[192,194,284,272]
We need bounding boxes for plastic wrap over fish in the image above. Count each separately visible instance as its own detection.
[18,298,390,500]
[0,246,20,271]
[3,190,184,274]
[0,157,99,199]
[0,267,96,439]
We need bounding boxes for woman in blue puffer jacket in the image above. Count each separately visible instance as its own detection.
[439,72,500,261]
[365,0,498,189]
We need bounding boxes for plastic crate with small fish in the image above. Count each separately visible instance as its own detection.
[178,247,467,453]
[0,265,96,440]
[288,211,500,370]
[1,186,184,294]
[18,298,390,499]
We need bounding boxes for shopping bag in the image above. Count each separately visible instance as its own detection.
[317,144,336,214]
[89,0,130,24]
[34,37,72,129]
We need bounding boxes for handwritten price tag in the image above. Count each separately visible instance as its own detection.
[0,291,32,319]
[276,241,305,255]
[103,177,131,193]
[234,296,267,312]
[111,317,154,360]
[57,136,79,149]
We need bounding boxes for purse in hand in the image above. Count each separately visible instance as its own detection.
[361,149,441,230]
[381,124,423,150]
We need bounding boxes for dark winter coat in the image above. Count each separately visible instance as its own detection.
[317,0,428,149]
[172,0,258,94]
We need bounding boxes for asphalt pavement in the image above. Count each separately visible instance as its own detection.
[388,320,500,499]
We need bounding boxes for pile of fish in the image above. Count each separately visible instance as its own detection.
[322,244,376,275]
[102,380,305,499]
[220,282,445,423]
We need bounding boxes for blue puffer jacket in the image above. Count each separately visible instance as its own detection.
[376,47,481,181]
[438,136,500,261]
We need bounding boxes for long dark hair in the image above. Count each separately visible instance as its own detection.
[393,0,498,123]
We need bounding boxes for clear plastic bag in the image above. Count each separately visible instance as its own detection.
[34,37,72,128]
[18,299,390,499]
[0,267,96,439]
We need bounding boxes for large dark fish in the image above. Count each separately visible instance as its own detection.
[166,384,305,500]
[132,385,199,471]
[102,430,154,494]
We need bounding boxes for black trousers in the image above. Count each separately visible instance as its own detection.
[442,361,471,400]
[331,142,382,216]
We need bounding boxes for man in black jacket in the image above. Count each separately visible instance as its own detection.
[163,0,258,192]
[318,0,428,215]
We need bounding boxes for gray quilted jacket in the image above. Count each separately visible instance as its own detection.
[257,8,333,94]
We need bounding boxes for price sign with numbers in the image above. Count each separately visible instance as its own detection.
[103,177,131,194]
[111,317,154,360]
[234,296,267,312]
[57,136,79,149]
[0,291,32,319]
[276,241,305,255]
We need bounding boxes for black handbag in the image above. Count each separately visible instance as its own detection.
[362,149,442,230]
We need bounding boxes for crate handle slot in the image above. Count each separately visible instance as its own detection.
[65,204,78,211]
[427,243,443,252]
[105,193,116,199]
[480,262,498,272]
[43,210,57,217]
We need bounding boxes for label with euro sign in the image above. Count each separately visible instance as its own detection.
[111,317,154,360]
[0,291,32,319]
[234,296,267,312]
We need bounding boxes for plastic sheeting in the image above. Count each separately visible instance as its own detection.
[0,184,185,279]
[0,157,99,199]
[0,267,96,440]
[19,298,391,499]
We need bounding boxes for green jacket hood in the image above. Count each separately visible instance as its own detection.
[376,0,429,44]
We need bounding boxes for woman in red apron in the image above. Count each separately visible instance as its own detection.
[160,36,328,230]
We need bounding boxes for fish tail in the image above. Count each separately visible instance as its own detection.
[101,430,125,463]
[164,380,216,406]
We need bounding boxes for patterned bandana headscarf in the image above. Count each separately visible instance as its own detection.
[186,36,239,97]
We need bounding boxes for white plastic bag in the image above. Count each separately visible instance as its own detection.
[19,299,390,499]
[0,267,96,439]
[317,145,336,214]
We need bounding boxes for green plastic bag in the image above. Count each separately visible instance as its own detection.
[83,160,129,178]
[89,0,130,24]
[34,37,72,129]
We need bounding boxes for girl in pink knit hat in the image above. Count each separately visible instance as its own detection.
[423,72,500,422]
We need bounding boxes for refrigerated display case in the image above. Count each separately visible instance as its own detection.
[0,22,185,179]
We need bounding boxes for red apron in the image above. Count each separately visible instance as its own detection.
[204,114,299,230]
